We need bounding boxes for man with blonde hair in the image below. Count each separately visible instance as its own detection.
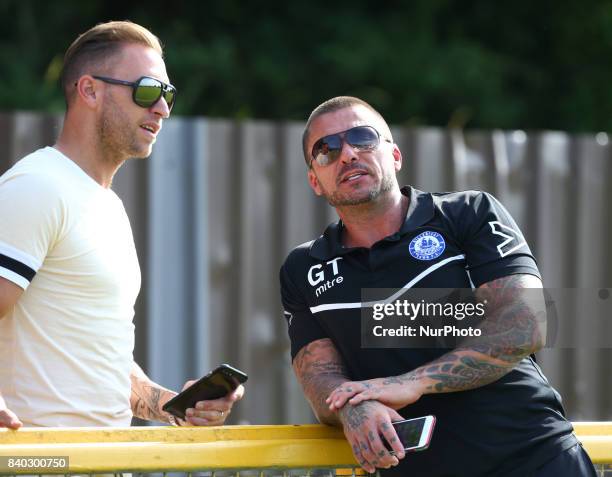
[0,21,243,428]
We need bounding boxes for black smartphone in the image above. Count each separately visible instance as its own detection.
[384,415,436,454]
[162,363,248,420]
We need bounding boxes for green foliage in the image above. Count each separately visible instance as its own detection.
[1,0,612,131]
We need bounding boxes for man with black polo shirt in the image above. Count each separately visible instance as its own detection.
[279,96,596,476]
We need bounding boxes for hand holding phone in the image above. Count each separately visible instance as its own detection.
[384,415,436,454]
[162,364,248,421]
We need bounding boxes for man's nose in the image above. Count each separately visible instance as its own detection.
[151,96,171,119]
[338,140,359,163]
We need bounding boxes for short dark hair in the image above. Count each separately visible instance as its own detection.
[61,20,163,108]
[301,96,388,165]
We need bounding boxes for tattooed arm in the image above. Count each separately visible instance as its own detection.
[293,338,406,473]
[327,274,546,410]
[130,362,177,423]
[292,338,351,425]
[130,363,244,425]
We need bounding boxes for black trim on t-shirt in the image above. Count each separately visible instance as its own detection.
[0,253,36,282]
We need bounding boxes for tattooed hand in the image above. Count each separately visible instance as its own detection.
[131,363,245,426]
[181,381,245,426]
[327,376,425,411]
[338,400,406,474]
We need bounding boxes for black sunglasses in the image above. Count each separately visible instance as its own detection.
[310,125,392,167]
[92,75,177,110]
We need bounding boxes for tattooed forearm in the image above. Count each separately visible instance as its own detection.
[401,274,546,394]
[130,363,176,423]
[469,274,546,360]
[407,352,511,393]
[293,338,350,425]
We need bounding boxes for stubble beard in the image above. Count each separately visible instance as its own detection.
[99,94,152,163]
[324,172,395,207]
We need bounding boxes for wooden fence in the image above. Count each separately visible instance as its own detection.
[0,112,610,425]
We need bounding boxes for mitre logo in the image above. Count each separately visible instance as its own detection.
[307,257,344,297]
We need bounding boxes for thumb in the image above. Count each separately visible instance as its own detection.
[181,380,196,392]
[230,384,245,401]
[0,409,23,430]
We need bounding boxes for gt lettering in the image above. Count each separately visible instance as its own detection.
[308,264,325,286]
[307,257,343,286]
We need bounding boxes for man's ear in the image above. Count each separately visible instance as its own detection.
[392,144,403,172]
[308,168,323,196]
[74,75,100,109]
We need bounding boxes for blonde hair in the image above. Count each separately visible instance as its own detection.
[61,20,163,106]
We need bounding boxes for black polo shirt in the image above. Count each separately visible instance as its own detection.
[280,186,577,477]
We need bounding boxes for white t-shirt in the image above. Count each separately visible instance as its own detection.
[0,147,140,426]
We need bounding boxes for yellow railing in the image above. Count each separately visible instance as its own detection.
[572,422,612,464]
[0,425,356,474]
[0,423,609,474]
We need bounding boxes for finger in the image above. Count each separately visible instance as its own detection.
[329,393,357,410]
[0,410,23,430]
[367,427,399,469]
[326,383,358,402]
[185,407,230,421]
[192,396,230,410]
[188,407,229,421]
[184,415,214,426]
[194,398,232,413]
[181,380,196,391]
[351,440,375,474]
[193,385,243,410]
[379,420,405,460]
[350,441,375,475]
[350,442,369,475]
[348,390,376,406]
[328,388,363,410]
[228,385,245,401]
[325,386,347,403]
[357,438,379,473]
[0,418,22,429]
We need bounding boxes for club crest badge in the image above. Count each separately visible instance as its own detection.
[409,231,446,261]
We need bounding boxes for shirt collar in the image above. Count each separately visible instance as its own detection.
[399,185,435,234]
[309,186,435,260]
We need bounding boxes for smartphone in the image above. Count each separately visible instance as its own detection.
[162,363,248,420]
[385,415,436,453]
